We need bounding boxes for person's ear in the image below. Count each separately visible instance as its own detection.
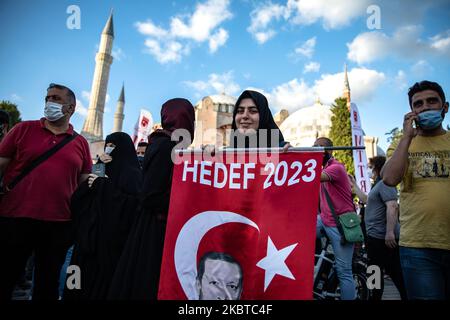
[67,104,75,116]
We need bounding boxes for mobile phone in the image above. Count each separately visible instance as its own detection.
[92,163,106,177]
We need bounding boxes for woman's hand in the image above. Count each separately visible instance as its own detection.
[99,153,113,163]
[282,142,293,153]
[201,144,217,157]
[88,174,99,188]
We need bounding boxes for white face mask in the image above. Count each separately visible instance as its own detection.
[105,146,115,155]
[44,101,65,122]
[366,168,373,179]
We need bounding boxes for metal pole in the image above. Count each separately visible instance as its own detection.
[175,146,365,154]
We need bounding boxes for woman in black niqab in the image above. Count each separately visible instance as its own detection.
[108,98,195,300]
[65,132,142,300]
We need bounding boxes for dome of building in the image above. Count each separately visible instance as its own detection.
[209,93,237,106]
[279,100,333,147]
[195,93,237,114]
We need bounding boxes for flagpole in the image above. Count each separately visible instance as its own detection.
[175,146,365,154]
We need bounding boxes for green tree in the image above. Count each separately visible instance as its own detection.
[385,127,403,146]
[329,97,354,176]
[0,100,22,128]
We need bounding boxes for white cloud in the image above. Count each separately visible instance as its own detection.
[294,37,316,59]
[286,0,369,29]
[347,26,450,64]
[136,0,232,63]
[268,79,316,111]
[144,39,185,64]
[75,99,87,117]
[170,0,232,41]
[247,3,288,44]
[10,94,23,102]
[135,21,169,38]
[303,62,320,73]
[82,91,91,102]
[112,47,126,61]
[430,30,450,53]
[184,71,240,96]
[209,28,229,53]
[411,60,434,77]
[268,68,385,112]
[394,70,408,91]
[247,0,370,43]
[254,30,277,44]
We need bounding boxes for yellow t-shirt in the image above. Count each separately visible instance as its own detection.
[387,131,450,250]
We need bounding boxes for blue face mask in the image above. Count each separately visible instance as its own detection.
[417,109,444,130]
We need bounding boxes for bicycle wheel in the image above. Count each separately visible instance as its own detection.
[353,272,370,300]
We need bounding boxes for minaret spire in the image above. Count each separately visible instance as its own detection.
[81,12,115,142]
[343,63,351,111]
[113,83,125,133]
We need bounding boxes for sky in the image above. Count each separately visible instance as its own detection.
[1,0,449,151]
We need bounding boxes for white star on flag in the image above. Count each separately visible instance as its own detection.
[256,236,298,291]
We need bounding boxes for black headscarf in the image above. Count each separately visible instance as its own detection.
[230,90,285,148]
[104,132,142,194]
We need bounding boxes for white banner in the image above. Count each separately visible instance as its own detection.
[350,103,371,194]
[132,109,153,149]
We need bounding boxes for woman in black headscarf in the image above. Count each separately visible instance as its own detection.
[108,98,195,300]
[230,90,287,148]
[65,132,142,300]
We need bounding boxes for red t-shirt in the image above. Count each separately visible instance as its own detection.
[0,119,92,221]
[319,158,355,227]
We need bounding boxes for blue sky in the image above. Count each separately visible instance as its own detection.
[1,0,449,150]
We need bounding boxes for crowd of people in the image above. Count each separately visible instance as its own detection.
[0,80,448,300]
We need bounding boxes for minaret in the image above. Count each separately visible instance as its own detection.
[343,63,351,111]
[112,84,125,133]
[81,11,114,142]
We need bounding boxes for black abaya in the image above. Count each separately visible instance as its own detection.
[65,132,142,300]
[107,135,175,299]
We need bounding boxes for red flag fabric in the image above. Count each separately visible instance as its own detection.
[158,151,323,300]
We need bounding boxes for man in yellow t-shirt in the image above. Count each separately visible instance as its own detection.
[383,80,450,300]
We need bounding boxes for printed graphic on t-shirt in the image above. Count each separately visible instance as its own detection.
[409,150,450,179]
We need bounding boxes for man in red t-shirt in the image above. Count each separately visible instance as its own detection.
[314,137,356,300]
[0,83,92,300]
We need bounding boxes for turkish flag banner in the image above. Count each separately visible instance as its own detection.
[158,151,323,300]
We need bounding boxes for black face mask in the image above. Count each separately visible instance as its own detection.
[137,156,145,168]
[322,153,332,166]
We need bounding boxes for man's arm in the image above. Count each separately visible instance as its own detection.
[320,172,330,182]
[0,157,11,177]
[348,175,368,203]
[382,111,417,186]
[385,200,398,249]
[382,137,412,186]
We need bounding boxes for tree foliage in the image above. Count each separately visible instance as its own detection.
[385,127,403,146]
[329,97,354,176]
[0,100,22,128]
